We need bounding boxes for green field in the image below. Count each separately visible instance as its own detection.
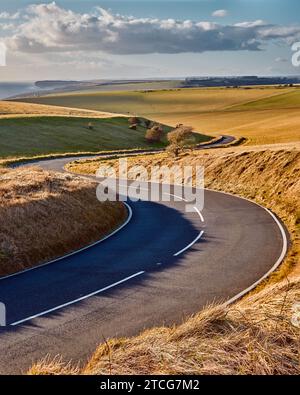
[18,87,300,145]
[0,115,209,159]
[18,87,285,116]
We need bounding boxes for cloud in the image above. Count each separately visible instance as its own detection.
[212,9,228,18]
[275,57,288,63]
[0,11,20,20]
[234,20,266,28]
[0,23,15,31]
[3,3,300,55]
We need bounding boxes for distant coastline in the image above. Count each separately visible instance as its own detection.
[0,82,39,100]
[2,76,300,101]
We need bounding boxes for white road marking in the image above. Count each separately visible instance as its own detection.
[193,206,205,222]
[10,271,145,326]
[174,230,205,257]
[123,184,206,257]
[226,207,288,305]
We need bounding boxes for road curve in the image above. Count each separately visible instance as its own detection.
[0,151,287,374]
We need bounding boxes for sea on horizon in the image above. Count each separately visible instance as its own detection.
[0,82,38,99]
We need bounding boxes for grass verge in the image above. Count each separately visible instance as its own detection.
[0,167,127,276]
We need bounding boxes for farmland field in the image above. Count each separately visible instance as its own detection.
[0,116,154,158]
[0,115,209,159]
[17,87,300,145]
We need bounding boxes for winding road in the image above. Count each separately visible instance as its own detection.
[0,136,288,374]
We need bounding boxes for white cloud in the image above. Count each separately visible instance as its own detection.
[235,20,266,28]
[0,23,15,31]
[3,3,300,56]
[0,11,20,20]
[212,9,228,18]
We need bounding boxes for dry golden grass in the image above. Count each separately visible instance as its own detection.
[29,356,80,376]
[20,86,288,115]
[156,108,300,146]
[29,275,300,375]
[0,100,124,119]
[0,167,127,276]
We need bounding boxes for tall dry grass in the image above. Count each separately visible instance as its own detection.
[0,100,121,119]
[29,275,300,375]
[0,167,126,276]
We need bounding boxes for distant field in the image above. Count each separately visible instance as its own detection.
[0,100,124,118]
[18,87,300,145]
[18,87,285,115]
[0,115,209,159]
[232,89,300,111]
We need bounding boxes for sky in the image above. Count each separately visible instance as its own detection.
[0,0,300,81]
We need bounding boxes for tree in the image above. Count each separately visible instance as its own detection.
[145,124,164,143]
[167,125,194,157]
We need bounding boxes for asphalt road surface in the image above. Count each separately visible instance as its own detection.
[0,139,287,374]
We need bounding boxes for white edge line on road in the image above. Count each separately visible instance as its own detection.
[0,202,133,282]
[10,271,145,326]
[226,207,288,306]
[203,187,289,305]
[193,206,205,222]
[174,230,205,257]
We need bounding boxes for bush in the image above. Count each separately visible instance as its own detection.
[128,117,140,127]
[145,125,164,143]
[167,126,193,145]
[167,126,194,156]
[166,145,180,157]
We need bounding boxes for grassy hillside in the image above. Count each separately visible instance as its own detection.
[18,87,286,115]
[0,100,119,118]
[0,116,197,159]
[0,167,126,276]
[18,87,300,145]
[232,89,300,111]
